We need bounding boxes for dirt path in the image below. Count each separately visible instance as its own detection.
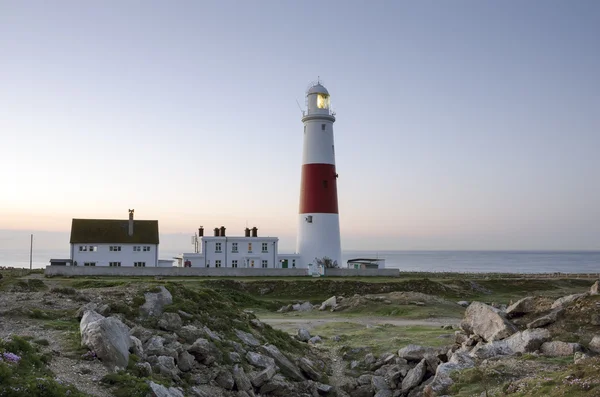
[259,315,460,332]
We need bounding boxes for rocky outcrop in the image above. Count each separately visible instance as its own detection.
[461,302,518,341]
[140,286,173,317]
[551,293,588,309]
[80,311,132,370]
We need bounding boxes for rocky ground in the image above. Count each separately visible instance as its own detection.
[1,272,599,396]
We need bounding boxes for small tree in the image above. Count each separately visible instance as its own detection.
[315,256,339,269]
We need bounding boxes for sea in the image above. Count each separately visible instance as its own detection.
[1,249,600,274]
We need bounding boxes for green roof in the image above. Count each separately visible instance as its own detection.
[70,219,159,244]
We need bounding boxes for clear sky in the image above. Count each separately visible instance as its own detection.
[1,1,599,252]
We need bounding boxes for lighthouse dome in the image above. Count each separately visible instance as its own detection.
[307,84,329,95]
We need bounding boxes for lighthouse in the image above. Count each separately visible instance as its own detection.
[296,81,342,270]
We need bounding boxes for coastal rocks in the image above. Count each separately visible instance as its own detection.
[80,311,132,370]
[177,351,195,372]
[188,338,221,365]
[232,364,252,391]
[251,366,277,387]
[177,325,204,344]
[246,351,276,369]
[526,308,563,329]
[319,296,337,311]
[235,329,260,347]
[469,328,550,359]
[398,344,444,362]
[551,293,588,309]
[461,302,518,342]
[140,286,173,317]
[540,341,583,356]
[298,357,322,381]
[148,381,184,397]
[297,328,311,342]
[309,336,322,345]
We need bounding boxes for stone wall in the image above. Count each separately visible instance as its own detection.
[44,266,309,277]
[324,268,399,277]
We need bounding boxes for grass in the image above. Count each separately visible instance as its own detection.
[311,322,454,356]
[100,372,152,397]
[0,335,86,396]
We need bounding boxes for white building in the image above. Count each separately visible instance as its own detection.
[178,226,302,269]
[68,209,165,267]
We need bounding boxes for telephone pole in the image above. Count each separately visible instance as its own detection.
[29,234,33,270]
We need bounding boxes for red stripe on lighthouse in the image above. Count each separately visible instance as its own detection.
[299,163,339,214]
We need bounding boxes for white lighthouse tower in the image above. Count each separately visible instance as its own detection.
[296,81,342,271]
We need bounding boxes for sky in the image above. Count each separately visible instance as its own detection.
[1,1,599,253]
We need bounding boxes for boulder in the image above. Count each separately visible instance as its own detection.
[129,336,144,357]
[260,377,294,396]
[278,304,293,313]
[397,344,445,362]
[203,326,222,342]
[574,351,592,364]
[551,293,588,309]
[460,302,518,341]
[319,296,337,311]
[190,385,225,397]
[177,325,204,344]
[188,338,221,365]
[80,311,132,370]
[425,352,475,395]
[298,357,322,381]
[77,302,98,319]
[130,326,154,344]
[526,308,563,329]
[309,336,323,344]
[135,362,152,377]
[470,328,551,359]
[140,286,173,317]
[259,344,305,381]
[371,375,390,392]
[156,355,178,378]
[148,381,184,397]
[401,358,426,393]
[232,364,252,391]
[177,351,195,372]
[297,328,311,342]
[250,319,264,329]
[292,302,313,312]
[215,369,235,390]
[505,297,536,317]
[246,351,276,369]
[316,383,333,395]
[158,313,183,332]
[235,329,260,347]
[350,385,375,397]
[591,281,599,295]
[540,341,583,356]
[145,336,167,357]
[588,335,600,354]
[251,366,276,387]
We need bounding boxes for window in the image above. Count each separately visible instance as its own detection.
[306,215,313,223]
[232,243,238,253]
[323,180,328,188]
[232,260,238,268]
[215,243,222,253]
[262,260,268,268]
[109,246,121,252]
[292,259,296,268]
[134,262,146,267]
[143,246,151,252]
[321,124,326,131]
[261,243,268,253]
[248,243,252,253]
[215,260,222,268]
[109,262,121,267]
[133,246,141,252]
[250,260,255,268]
[317,93,330,109]
[84,262,95,267]
[79,246,87,252]
[89,246,97,252]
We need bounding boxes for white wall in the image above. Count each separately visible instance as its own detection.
[201,237,279,268]
[71,243,158,267]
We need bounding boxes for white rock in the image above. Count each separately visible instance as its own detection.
[80,313,132,371]
[551,293,588,309]
[588,335,600,354]
[461,302,518,341]
[319,296,337,311]
[140,286,173,317]
[540,341,582,356]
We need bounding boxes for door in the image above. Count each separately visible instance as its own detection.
[282,259,288,269]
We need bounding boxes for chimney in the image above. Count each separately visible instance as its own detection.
[128,209,134,236]
[213,227,219,237]
[198,226,204,237]
[251,227,258,238]
[220,226,226,237]
[244,228,250,237]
